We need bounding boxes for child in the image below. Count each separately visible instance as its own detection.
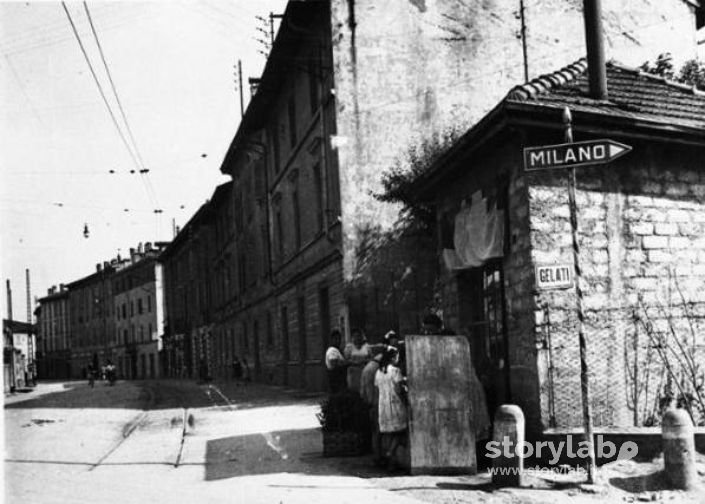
[375,347,408,470]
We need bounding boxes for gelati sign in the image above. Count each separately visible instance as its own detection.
[524,139,632,171]
[536,263,573,290]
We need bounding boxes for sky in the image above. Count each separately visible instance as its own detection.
[0,0,287,321]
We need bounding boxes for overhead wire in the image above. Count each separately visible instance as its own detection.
[60,1,143,179]
[82,1,161,213]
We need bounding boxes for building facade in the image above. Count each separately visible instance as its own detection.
[412,59,705,435]
[66,263,114,378]
[112,242,166,379]
[217,1,344,390]
[196,0,703,391]
[160,198,219,380]
[36,285,71,379]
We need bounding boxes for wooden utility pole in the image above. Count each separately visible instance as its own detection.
[238,59,244,119]
[563,107,597,483]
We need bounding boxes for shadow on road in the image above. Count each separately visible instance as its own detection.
[204,428,398,482]
[4,380,212,410]
[609,470,667,493]
[5,380,324,411]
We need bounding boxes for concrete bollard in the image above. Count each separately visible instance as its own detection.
[662,408,698,491]
[492,404,525,487]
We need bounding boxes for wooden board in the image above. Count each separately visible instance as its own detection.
[406,335,477,475]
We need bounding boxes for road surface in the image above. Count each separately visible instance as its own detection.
[4,379,422,504]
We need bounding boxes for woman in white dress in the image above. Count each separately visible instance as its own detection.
[375,347,408,469]
[344,328,371,392]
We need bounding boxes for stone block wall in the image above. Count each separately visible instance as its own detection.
[528,141,705,429]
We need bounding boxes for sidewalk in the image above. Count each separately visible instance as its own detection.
[206,379,705,504]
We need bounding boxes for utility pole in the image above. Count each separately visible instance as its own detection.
[26,269,34,384]
[6,279,13,320]
[269,12,283,45]
[238,59,244,119]
[563,107,597,484]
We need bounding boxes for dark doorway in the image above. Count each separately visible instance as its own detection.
[456,259,510,417]
[319,286,330,355]
[297,297,307,388]
[253,319,261,380]
[280,306,289,386]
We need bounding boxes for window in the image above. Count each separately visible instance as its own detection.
[269,125,280,174]
[122,303,127,319]
[319,287,330,350]
[138,298,143,315]
[309,60,319,115]
[130,301,134,317]
[275,207,284,261]
[148,323,152,339]
[266,311,273,348]
[147,295,151,312]
[242,322,249,353]
[313,162,324,231]
[238,253,246,293]
[292,187,301,250]
[288,96,297,148]
[124,329,128,345]
[280,306,289,362]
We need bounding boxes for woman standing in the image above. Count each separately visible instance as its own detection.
[344,328,371,392]
[375,347,408,470]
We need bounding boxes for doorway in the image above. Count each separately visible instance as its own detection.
[456,259,510,417]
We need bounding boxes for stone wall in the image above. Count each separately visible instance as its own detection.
[528,140,705,429]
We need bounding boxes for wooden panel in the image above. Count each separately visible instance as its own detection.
[406,335,477,474]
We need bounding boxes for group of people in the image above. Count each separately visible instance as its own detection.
[325,327,409,469]
[86,360,116,387]
[324,313,492,471]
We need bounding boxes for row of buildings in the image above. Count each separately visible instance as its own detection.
[37,242,166,380]
[36,0,705,434]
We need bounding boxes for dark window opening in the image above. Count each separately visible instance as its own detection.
[288,97,297,148]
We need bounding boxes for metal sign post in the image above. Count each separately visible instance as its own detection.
[562,107,597,484]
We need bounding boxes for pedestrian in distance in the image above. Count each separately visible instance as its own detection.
[232,356,243,386]
[242,357,251,384]
[324,329,347,394]
[105,360,116,386]
[375,346,408,471]
[87,364,95,388]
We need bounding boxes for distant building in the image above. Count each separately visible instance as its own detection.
[36,285,71,379]
[160,196,221,380]
[111,242,167,379]
[3,319,36,391]
[66,262,114,378]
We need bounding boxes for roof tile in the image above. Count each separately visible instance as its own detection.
[507,58,705,130]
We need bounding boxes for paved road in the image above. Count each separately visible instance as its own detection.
[8,380,702,504]
[4,379,424,504]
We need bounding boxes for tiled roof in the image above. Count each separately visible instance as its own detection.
[507,58,705,130]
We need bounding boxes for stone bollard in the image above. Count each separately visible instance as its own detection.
[492,405,525,487]
[662,408,698,491]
